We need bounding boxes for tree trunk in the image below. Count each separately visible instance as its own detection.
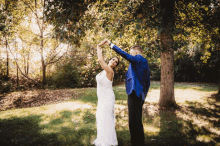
[159,0,176,108]
[17,63,19,88]
[218,68,220,96]
[15,41,19,88]
[24,56,26,74]
[27,51,29,75]
[40,38,45,87]
[159,32,176,107]
[218,45,220,97]
[40,0,45,88]
[6,38,9,79]
[42,64,46,87]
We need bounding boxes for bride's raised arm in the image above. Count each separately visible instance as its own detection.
[97,44,113,74]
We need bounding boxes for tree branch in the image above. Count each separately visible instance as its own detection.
[47,50,61,64]
[6,40,37,84]
[47,45,69,65]
[20,0,43,35]
[47,51,67,65]
[47,43,60,60]
[18,35,34,46]
[19,27,41,37]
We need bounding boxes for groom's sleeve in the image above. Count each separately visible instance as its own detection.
[110,44,141,64]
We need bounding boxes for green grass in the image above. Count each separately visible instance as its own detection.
[149,81,218,92]
[174,82,218,92]
[0,81,219,146]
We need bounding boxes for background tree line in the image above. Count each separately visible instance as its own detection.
[0,0,219,107]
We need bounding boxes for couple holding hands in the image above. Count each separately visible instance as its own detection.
[94,39,150,146]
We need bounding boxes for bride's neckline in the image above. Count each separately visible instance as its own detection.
[98,70,113,82]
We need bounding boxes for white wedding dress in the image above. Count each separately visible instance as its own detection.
[94,70,118,146]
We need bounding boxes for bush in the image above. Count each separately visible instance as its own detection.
[149,61,161,81]
[0,59,12,93]
[47,59,82,88]
[174,49,219,83]
[0,80,12,94]
[47,53,128,88]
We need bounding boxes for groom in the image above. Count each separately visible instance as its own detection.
[101,39,150,146]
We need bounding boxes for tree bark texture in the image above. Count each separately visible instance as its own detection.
[218,45,220,96]
[159,32,176,107]
[17,63,19,88]
[6,38,9,78]
[42,64,46,87]
[41,0,46,87]
[159,0,176,107]
[27,52,29,75]
[15,42,19,88]
[218,69,220,96]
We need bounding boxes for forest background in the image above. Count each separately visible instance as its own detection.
[0,0,219,107]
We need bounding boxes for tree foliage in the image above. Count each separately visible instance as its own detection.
[0,0,219,96]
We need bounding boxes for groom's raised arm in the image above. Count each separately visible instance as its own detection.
[110,44,141,64]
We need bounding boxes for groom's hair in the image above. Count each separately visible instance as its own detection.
[107,57,120,68]
[130,45,143,54]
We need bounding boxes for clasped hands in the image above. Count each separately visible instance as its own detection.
[97,39,111,47]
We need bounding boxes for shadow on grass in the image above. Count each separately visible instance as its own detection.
[142,107,218,146]
[1,95,219,146]
[1,82,218,145]
[184,95,220,125]
[71,83,219,145]
[142,105,185,146]
[0,115,61,146]
[116,130,131,146]
[0,109,96,146]
[181,94,220,144]
[140,92,220,146]
[145,109,188,146]
[115,92,220,145]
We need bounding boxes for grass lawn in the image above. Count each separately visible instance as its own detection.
[0,81,219,146]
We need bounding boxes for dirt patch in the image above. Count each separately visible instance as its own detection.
[0,89,77,111]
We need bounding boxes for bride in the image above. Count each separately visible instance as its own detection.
[93,42,119,146]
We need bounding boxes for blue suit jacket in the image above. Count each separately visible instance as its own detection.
[111,45,150,101]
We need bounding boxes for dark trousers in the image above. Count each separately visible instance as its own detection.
[128,91,145,146]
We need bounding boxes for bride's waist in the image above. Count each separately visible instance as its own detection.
[97,89,114,94]
[97,89,114,96]
[97,87,113,91]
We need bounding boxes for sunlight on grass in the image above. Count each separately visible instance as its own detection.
[0,81,219,146]
[115,100,127,106]
[146,81,218,105]
[0,101,93,119]
[196,135,213,143]
[174,82,218,92]
[0,103,97,145]
[144,125,160,136]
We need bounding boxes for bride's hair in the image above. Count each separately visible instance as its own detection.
[107,57,120,68]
